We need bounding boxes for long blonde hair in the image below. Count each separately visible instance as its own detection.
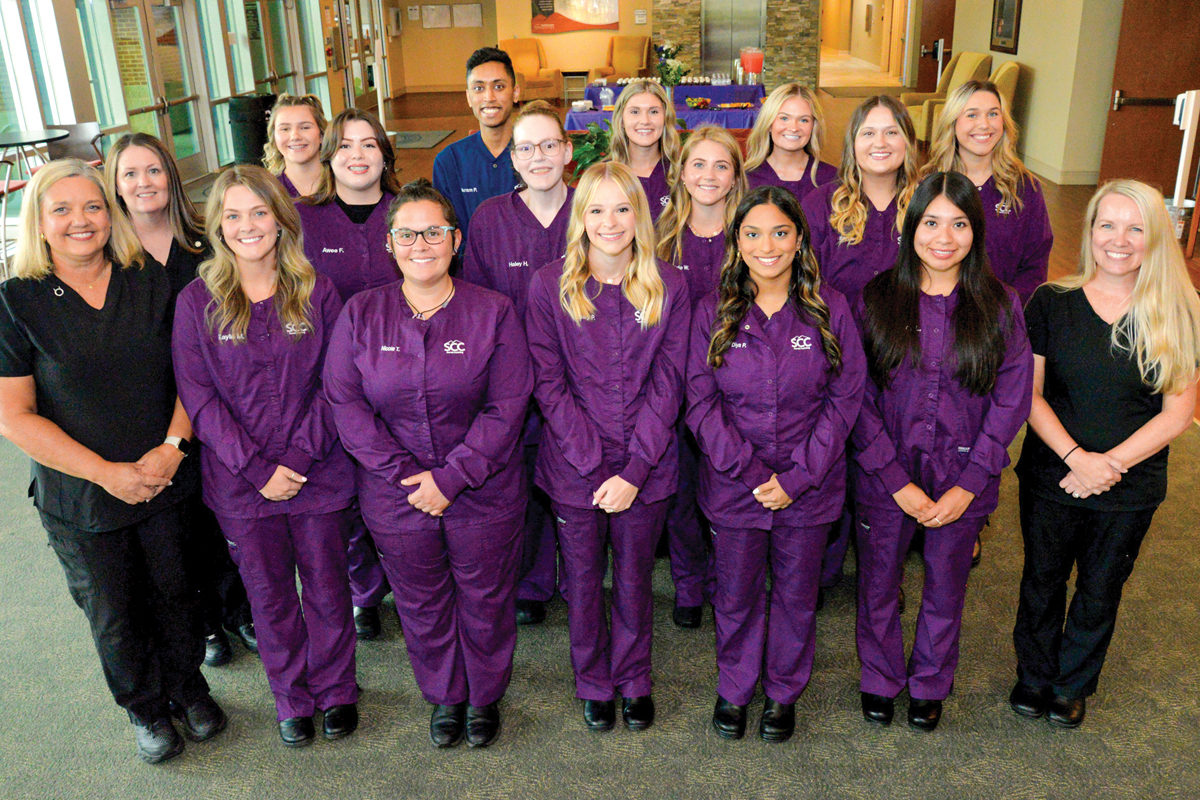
[1053,180,1200,395]
[655,126,746,264]
[608,81,682,184]
[560,162,664,328]
[105,132,205,255]
[12,159,143,279]
[200,165,316,343]
[926,80,1035,213]
[263,93,328,175]
[743,83,826,184]
[829,95,919,245]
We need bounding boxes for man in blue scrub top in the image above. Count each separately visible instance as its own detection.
[433,47,523,245]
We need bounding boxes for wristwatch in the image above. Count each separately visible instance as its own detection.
[164,436,193,457]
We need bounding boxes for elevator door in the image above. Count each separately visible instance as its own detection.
[701,0,766,78]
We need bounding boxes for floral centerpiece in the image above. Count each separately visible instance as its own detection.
[654,41,690,89]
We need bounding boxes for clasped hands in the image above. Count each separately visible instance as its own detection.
[892,483,975,528]
[104,443,186,505]
[1060,449,1126,499]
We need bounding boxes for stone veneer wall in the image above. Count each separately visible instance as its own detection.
[764,0,820,91]
[650,0,820,92]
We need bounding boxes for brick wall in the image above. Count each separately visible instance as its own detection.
[651,0,701,76]
[112,7,153,108]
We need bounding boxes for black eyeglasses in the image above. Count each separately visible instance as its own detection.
[390,226,456,246]
[513,139,567,160]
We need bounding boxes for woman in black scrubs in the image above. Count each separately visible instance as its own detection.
[1012,179,1200,728]
[0,160,225,763]
[106,132,257,666]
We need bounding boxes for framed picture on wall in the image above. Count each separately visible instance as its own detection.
[990,0,1022,54]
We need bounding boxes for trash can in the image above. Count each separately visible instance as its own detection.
[229,94,277,165]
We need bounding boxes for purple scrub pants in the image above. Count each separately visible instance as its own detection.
[818,465,855,588]
[518,444,562,603]
[711,522,830,706]
[347,500,391,608]
[218,509,357,720]
[665,426,714,608]
[553,499,669,701]
[372,516,523,707]
[854,503,984,700]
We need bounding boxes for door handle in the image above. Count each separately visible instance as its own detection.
[1112,89,1178,112]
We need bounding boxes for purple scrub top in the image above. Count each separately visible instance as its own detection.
[639,160,672,223]
[296,192,398,302]
[323,278,533,532]
[525,257,691,508]
[802,180,901,303]
[461,187,575,320]
[172,274,355,519]
[850,287,1033,517]
[747,159,838,204]
[687,287,867,529]
[278,172,299,198]
[978,176,1053,306]
[671,227,728,308]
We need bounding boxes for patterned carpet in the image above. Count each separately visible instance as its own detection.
[2,427,1199,799]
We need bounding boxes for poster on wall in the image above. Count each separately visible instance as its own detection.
[531,0,619,34]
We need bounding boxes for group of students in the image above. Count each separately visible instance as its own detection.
[2,44,1199,767]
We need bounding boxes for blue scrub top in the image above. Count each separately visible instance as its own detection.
[432,131,520,245]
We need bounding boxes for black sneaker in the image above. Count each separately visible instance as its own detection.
[132,716,185,763]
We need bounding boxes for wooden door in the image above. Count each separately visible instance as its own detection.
[1098,0,1200,190]
[916,0,954,92]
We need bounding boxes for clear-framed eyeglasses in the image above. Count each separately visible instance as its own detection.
[512,139,567,160]
[390,226,456,246]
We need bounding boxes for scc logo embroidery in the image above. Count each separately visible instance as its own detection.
[444,340,466,354]
[634,310,645,324]
[792,335,812,351]
[660,195,670,208]
[995,201,1012,215]
[284,322,310,336]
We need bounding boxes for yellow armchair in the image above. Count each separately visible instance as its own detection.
[901,52,993,143]
[499,38,563,104]
[587,36,652,83]
[990,61,1020,110]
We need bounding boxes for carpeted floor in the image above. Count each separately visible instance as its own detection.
[2,427,1200,799]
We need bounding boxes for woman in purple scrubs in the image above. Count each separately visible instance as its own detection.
[744,84,838,203]
[801,94,921,599]
[461,99,574,626]
[852,171,1032,731]
[173,166,357,748]
[325,179,532,750]
[688,185,866,742]
[925,80,1055,567]
[608,80,681,221]
[654,125,747,628]
[263,93,328,198]
[297,107,402,639]
[526,162,690,733]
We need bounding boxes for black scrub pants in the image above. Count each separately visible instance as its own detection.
[43,502,209,724]
[1012,484,1156,699]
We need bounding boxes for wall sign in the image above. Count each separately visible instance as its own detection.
[532,0,619,34]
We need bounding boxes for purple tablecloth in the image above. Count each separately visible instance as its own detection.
[582,83,767,109]
[566,104,760,133]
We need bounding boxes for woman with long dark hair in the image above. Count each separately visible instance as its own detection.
[687,186,865,741]
[852,171,1032,731]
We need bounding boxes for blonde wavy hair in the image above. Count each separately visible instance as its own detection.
[655,125,746,264]
[200,165,316,343]
[12,159,143,279]
[262,93,328,175]
[743,83,826,183]
[106,132,205,255]
[561,162,664,328]
[1053,180,1200,395]
[607,80,682,184]
[830,95,919,245]
[925,80,1035,213]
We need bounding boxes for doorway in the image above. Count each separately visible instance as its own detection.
[819,0,911,93]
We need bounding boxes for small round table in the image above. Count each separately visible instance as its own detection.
[0,128,70,177]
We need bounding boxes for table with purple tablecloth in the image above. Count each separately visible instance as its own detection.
[582,83,767,109]
[566,103,760,132]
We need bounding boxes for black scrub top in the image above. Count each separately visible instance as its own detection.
[0,260,198,532]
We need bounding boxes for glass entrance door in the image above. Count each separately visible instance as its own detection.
[105,0,206,181]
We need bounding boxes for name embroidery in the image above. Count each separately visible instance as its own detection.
[444,340,466,354]
[792,335,812,351]
[461,187,478,193]
[730,342,747,349]
[508,261,528,268]
[380,345,400,352]
[676,264,690,271]
[218,333,246,342]
[321,247,343,254]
